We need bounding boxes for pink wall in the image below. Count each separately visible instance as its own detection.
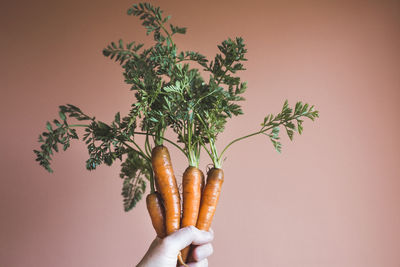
[1,0,399,266]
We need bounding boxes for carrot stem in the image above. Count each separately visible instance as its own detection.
[121,140,150,162]
[219,129,264,161]
[145,133,152,158]
[219,113,309,159]
[68,124,89,127]
[133,131,186,156]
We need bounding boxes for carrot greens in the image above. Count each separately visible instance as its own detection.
[204,100,320,168]
[33,2,319,214]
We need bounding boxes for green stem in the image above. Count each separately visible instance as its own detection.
[202,145,212,160]
[144,133,152,158]
[219,130,264,160]
[210,140,221,168]
[133,131,186,156]
[156,18,175,49]
[175,58,212,72]
[215,59,234,86]
[69,124,89,127]
[188,150,197,167]
[187,120,194,166]
[196,143,201,165]
[123,140,150,162]
[219,114,305,159]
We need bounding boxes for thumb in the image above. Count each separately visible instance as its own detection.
[162,226,214,252]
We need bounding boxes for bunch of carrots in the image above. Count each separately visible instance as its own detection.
[34,3,319,266]
[150,145,219,264]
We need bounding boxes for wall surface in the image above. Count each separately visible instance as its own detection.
[1,0,399,266]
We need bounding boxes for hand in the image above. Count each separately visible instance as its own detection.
[137,226,214,267]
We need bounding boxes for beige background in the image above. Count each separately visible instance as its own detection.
[1,0,400,266]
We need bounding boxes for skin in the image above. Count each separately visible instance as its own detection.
[151,145,181,235]
[146,192,166,239]
[137,226,214,267]
[180,166,203,262]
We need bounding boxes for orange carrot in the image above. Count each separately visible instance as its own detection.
[196,168,224,231]
[187,167,224,262]
[146,192,166,238]
[180,166,203,262]
[186,167,223,263]
[151,145,181,235]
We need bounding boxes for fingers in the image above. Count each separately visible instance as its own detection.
[148,237,162,250]
[208,228,214,235]
[162,226,213,252]
[186,259,208,267]
[191,243,213,262]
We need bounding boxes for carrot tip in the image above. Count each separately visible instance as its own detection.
[178,252,189,267]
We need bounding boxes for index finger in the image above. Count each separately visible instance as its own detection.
[163,226,214,251]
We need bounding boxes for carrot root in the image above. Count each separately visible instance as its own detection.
[196,168,224,231]
[180,166,203,262]
[151,145,181,235]
[146,192,166,238]
[178,252,189,267]
[186,168,224,262]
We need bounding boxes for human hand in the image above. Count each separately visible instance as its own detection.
[137,226,214,267]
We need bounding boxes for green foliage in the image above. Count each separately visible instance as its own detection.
[59,104,94,121]
[127,2,181,42]
[210,37,247,89]
[34,105,94,172]
[34,2,319,210]
[102,40,144,65]
[197,38,248,142]
[261,100,319,153]
[177,51,208,68]
[120,150,151,211]
[83,120,125,170]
